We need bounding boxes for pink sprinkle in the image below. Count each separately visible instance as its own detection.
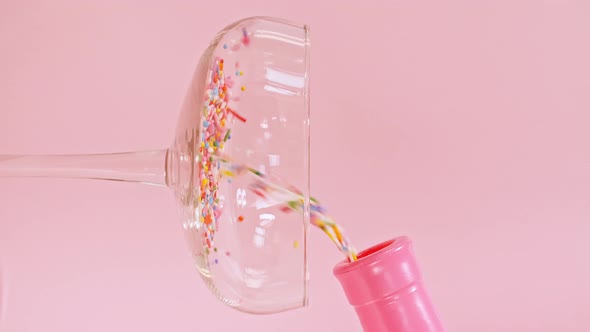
[225,77,234,88]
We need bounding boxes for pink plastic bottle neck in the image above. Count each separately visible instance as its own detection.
[333,237,446,332]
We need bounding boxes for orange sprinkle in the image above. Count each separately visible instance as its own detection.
[238,215,245,222]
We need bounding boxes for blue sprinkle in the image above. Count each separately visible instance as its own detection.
[311,205,326,213]
[213,87,218,95]
[223,44,228,49]
[205,142,209,148]
[214,259,219,264]
[203,121,209,128]
[235,71,240,76]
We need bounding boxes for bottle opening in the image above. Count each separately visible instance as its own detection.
[333,237,411,275]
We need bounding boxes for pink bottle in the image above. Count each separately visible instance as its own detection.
[333,236,446,332]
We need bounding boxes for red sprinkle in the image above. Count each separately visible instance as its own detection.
[252,189,265,198]
[280,206,293,213]
[228,108,247,122]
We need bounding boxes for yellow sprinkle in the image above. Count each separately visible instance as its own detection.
[202,178,208,186]
[239,71,243,76]
[221,170,235,177]
[241,86,246,91]
[220,143,224,149]
[200,142,205,148]
[221,119,226,127]
[293,240,299,248]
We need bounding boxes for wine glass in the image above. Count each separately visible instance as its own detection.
[0,16,310,314]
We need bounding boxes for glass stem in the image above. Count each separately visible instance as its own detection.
[0,150,169,186]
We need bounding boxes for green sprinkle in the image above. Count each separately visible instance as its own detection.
[248,168,264,177]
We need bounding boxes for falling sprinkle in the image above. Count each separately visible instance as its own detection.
[293,240,299,249]
[238,215,245,222]
[241,86,246,91]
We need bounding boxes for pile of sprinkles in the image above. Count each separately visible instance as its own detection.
[197,30,357,263]
[198,56,246,252]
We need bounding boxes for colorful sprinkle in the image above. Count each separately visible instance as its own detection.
[195,50,357,262]
[218,158,358,262]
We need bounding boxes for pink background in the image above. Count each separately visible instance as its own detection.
[1,1,589,331]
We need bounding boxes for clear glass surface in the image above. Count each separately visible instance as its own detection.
[0,17,310,314]
[169,17,311,313]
